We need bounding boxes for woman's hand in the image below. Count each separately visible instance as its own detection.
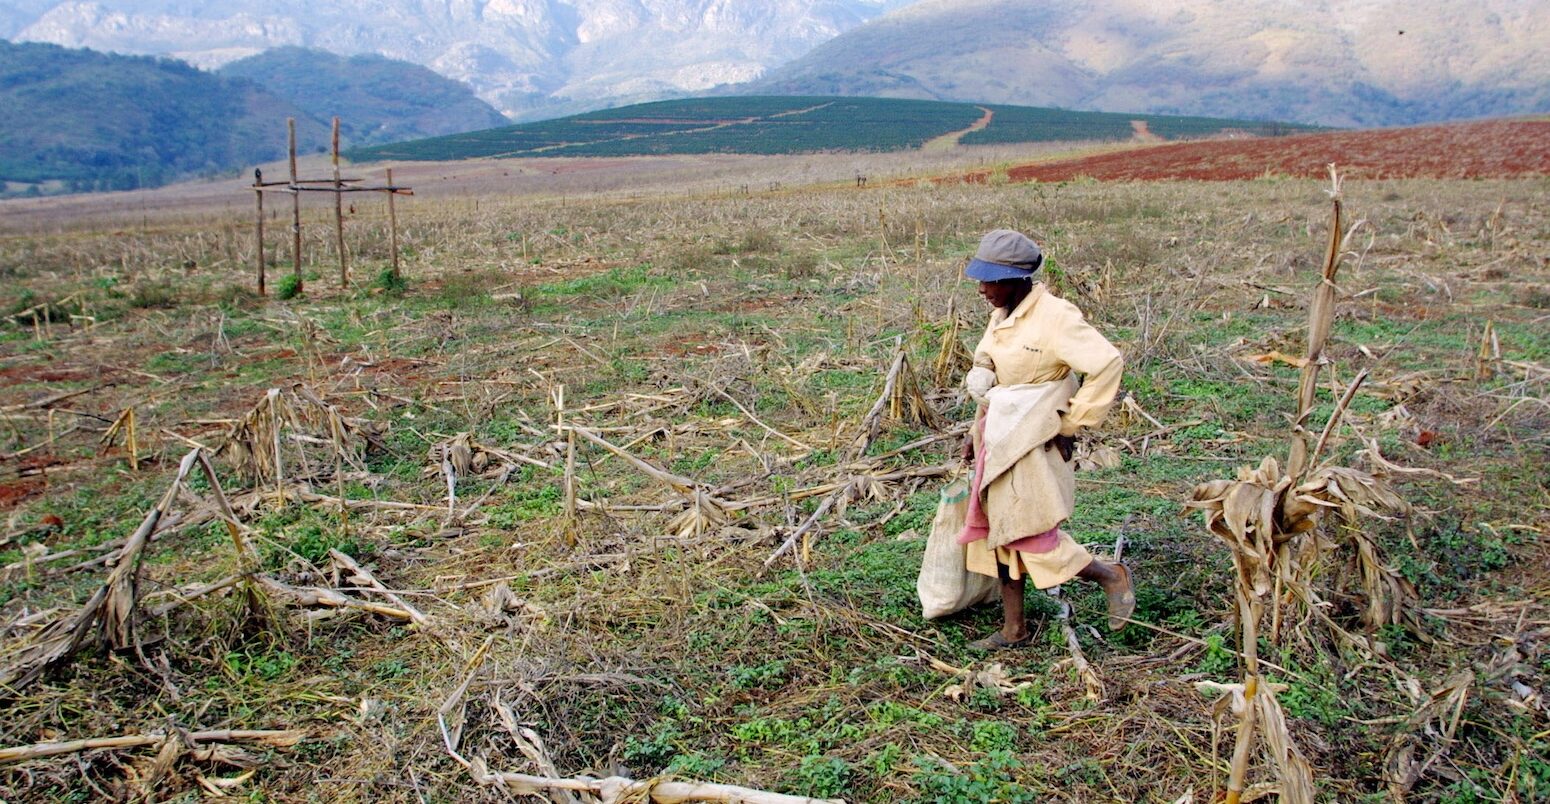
[964,366,997,404]
[1044,434,1076,462]
[961,435,975,464]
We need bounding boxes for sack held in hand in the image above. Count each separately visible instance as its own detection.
[917,475,999,619]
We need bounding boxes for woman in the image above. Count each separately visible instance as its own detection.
[957,229,1135,650]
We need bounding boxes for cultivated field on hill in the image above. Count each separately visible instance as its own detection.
[0,149,1545,802]
[349,96,1313,163]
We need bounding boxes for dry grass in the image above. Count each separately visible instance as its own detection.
[0,163,1545,802]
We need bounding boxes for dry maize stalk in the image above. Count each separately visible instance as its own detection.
[466,761,846,804]
[1185,170,1410,802]
[0,449,203,692]
[100,407,139,471]
[1286,164,1345,482]
[0,729,303,764]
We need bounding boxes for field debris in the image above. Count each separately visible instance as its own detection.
[0,157,1545,801]
[434,639,843,803]
[0,449,232,692]
[1382,670,1474,798]
[464,760,847,804]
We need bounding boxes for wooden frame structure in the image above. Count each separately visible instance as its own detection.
[250,117,414,295]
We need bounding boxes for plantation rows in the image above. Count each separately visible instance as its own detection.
[349,95,1310,162]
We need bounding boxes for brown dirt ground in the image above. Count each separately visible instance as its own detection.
[1002,119,1550,182]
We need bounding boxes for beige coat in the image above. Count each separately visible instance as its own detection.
[965,284,1124,584]
[973,283,1123,437]
[974,377,1078,550]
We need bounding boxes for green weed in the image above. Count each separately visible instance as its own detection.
[371,659,410,680]
[622,721,681,770]
[808,539,922,621]
[793,755,851,799]
[258,510,374,568]
[882,488,939,539]
[275,273,303,300]
[665,752,726,778]
[373,267,408,296]
[729,659,788,690]
[1196,633,1236,676]
[867,743,903,776]
[866,700,943,730]
[913,751,1038,803]
[487,482,563,526]
[731,715,812,750]
[533,265,670,299]
[146,350,205,374]
[968,720,1018,752]
[225,649,297,682]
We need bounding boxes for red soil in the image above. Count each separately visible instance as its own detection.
[0,363,91,384]
[1003,119,1550,183]
[34,369,92,382]
[660,339,724,358]
[0,455,63,509]
[0,478,45,508]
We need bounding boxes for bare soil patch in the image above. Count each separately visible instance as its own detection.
[1004,119,1550,182]
[1129,120,1162,143]
[0,478,45,508]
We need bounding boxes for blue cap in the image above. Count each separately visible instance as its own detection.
[964,229,1042,281]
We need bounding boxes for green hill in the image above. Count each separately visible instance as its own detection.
[347,96,1316,163]
[217,47,509,147]
[0,40,328,196]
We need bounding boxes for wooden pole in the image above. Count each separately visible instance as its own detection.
[332,117,347,287]
[254,175,266,296]
[125,408,138,472]
[386,167,400,282]
[288,117,303,295]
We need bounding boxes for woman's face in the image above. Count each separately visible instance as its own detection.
[978,279,1026,310]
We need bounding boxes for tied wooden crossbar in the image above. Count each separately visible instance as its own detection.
[250,117,414,295]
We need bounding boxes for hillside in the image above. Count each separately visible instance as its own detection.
[0,40,326,195]
[10,0,917,121]
[752,0,1550,127]
[217,47,508,146]
[986,119,1550,183]
[348,95,1313,162]
[13,0,1548,127]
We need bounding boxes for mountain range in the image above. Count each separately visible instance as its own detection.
[9,0,1548,127]
[7,0,915,121]
[5,0,1548,198]
[755,0,1550,127]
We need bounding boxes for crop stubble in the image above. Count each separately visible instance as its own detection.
[0,151,1545,802]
